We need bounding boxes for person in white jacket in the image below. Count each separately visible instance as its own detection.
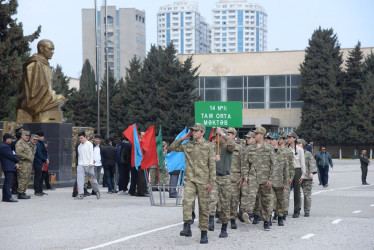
[76,131,100,200]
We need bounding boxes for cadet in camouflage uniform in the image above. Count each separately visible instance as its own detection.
[169,123,216,244]
[238,131,255,221]
[278,131,294,220]
[208,127,235,238]
[298,139,317,217]
[242,127,276,231]
[268,133,289,226]
[227,127,244,230]
[16,131,37,199]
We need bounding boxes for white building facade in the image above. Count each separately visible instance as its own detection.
[211,0,267,53]
[157,1,210,54]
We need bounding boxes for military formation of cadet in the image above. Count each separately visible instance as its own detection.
[0,127,53,202]
[169,123,317,244]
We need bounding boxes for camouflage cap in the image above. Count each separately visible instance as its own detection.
[269,133,280,140]
[22,130,30,136]
[278,131,287,139]
[253,126,266,135]
[287,131,298,139]
[227,127,237,135]
[31,134,39,140]
[191,123,206,132]
[298,139,306,145]
[245,131,255,138]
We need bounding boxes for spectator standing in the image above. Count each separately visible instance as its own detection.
[119,136,132,194]
[93,135,103,186]
[0,133,20,202]
[76,131,100,200]
[315,146,333,188]
[41,140,54,190]
[359,149,370,185]
[33,131,49,196]
[102,138,117,193]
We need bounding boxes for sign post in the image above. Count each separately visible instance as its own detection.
[194,101,243,128]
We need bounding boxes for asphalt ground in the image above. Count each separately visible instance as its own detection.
[0,159,373,250]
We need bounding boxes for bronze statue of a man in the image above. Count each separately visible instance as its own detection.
[16,39,66,123]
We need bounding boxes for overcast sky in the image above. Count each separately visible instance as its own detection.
[16,0,374,78]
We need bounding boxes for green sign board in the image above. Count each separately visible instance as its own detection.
[194,102,243,127]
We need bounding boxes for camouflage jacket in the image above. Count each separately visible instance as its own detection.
[15,139,36,165]
[279,146,295,180]
[169,138,216,186]
[272,149,289,187]
[230,143,245,182]
[242,141,276,185]
[303,150,317,179]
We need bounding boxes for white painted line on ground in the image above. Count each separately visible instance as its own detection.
[352,210,362,214]
[332,219,343,224]
[312,185,363,196]
[82,220,197,250]
[301,233,315,239]
[370,204,374,207]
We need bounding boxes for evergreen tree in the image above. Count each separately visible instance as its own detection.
[110,77,127,138]
[80,59,97,98]
[348,73,374,144]
[362,51,374,79]
[297,27,344,144]
[0,0,41,120]
[52,64,69,97]
[341,41,364,107]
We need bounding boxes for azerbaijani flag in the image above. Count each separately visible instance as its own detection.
[165,127,189,173]
[123,124,143,170]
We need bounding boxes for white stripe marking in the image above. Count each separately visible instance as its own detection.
[83,184,366,249]
[352,210,361,214]
[301,233,315,239]
[82,221,195,250]
[332,219,342,224]
[370,204,374,207]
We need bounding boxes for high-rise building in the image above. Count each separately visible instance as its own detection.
[157,1,210,54]
[82,6,146,82]
[211,0,267,53]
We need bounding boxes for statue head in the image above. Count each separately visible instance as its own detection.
[37,39,55,60]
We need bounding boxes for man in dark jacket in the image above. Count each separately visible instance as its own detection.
[315,146,333,188]
[102,138,117,193]
[33,131,49,196]
[359,149,371,185]
[0,133,20,202]
[10,130,22,194]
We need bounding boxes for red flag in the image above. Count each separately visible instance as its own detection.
[208,127,216,142]
[140,125,158,170]
[123,124,143,168]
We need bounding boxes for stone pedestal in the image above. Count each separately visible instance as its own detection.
[22,123,73,184]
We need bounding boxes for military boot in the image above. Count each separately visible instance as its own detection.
[230,219,237,229]
[219,223,228,238]
[272,212,278,221]
[200,231,208,244]
[282,214,287,221]
[18,193,31,199]
[190,211,196,224]
[269,216,272,227]
[292,210,300,218]
[278,216,284,226]
[237,211,245,222]
[208,215,215,231]
[180,222,192,237]
[264,221,270,231]
[252,215,260,224]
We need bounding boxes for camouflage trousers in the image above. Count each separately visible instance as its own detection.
[183,180,209,231]
[301,179,313,213]
[244,182,272,222]
[271,186,285,217]
[292,168,302,212]
[229,179,241,220]
[17,163,32,194]
[239,182,249,213]
[283,184,291,213]
[253,192,262,216]
[149,166,170,186]
[209,176,231,224]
